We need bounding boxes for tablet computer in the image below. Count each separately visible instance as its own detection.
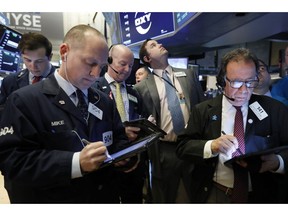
[123,118,167,138]
[99,132,161,168]
[224,145,288,167]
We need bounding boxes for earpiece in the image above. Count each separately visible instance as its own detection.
[107,44,121,65]
[63,53,67,62]
[216,68,226,88]
[107,56,113,64]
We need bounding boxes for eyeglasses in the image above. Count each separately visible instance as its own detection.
[225,77,259,89]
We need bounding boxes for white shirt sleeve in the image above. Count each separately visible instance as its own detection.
[204,140,219,159]
[272,154,285,174]
[71,152,83,179]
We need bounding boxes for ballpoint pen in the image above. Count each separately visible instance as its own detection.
[82,139,112,159]
[221,130,243,155]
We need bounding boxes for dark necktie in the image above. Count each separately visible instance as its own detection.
[231,106,248,203]
[32,76,42,84]
[76,89,88,121]
[162,70,185,135]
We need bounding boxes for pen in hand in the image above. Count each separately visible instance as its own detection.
[82,139,112,159]
[221,131,243,155]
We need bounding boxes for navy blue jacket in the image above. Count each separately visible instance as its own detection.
[0,74,128,203]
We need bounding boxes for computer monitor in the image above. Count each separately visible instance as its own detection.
[168,57,188,69]
[0,24,22,75]
[119,12,175,47]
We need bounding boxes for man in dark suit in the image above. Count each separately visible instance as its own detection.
[0,32,56,113]
[0,24,135,203]
[93,44,145,203]
[176,48,288,203]
[134,39,205,203]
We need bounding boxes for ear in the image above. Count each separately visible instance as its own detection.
[143,55,150,64]
[48,53,53,61]
[60,43,68,62]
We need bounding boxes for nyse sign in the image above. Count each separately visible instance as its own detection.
[4,12,41,32]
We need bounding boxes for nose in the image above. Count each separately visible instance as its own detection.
[238,83,248,92]
[89,66,101,77]
[30,61,39,70]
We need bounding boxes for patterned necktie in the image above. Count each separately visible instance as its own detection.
[76,89,88,121]
[114,82,126,122]
[162,70,185,135]
[231,106,248,203]
[232,106,245,157]
[32,76,42,84]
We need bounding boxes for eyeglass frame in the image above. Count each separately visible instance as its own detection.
[225,76,259,89]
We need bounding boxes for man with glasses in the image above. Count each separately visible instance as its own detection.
[176,48,288,203]
[0,32,56,113]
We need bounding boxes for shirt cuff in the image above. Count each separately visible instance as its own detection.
[204,140,218,159]
[71,152,83,179]
[272,154,285,174]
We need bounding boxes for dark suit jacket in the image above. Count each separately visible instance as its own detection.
[134,67,205,179]
[176,94,288,203]
[0,75,128,203]
[0,65,56,111]
[93,76,142,121]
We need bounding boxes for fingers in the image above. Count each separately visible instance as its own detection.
[211,134,238,155]
[80,142,107,173]
[125,126,140,141]
[259,154,280,173]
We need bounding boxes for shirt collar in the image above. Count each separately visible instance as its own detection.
[105,72,126,87]
[54,70,88,97]
[153,65,173,76]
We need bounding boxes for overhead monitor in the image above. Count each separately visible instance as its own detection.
[174,12,199,30]
[119,12,175,47]
[168,57,188,69]
[0,24,22,75]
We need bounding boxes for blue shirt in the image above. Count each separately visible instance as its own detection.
[271,76,288,106]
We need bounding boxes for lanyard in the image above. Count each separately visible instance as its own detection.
[152,71,179,92]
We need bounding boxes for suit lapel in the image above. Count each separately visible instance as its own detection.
[207,96,223,138]
[146,73,161,117]
[42,75,85,123]
[87,88,101,135]
[17,69,29,88]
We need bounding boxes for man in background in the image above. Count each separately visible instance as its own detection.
[0,32,56,109]
[253,59,271,97]
[94,44,145,203]
[271,46,288,105]
[134,39,205,203]
[135,66,150,83]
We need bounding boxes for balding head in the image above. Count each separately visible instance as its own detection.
[107,44,134,82]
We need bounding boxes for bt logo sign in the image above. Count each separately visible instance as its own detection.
[134,13,152,35]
